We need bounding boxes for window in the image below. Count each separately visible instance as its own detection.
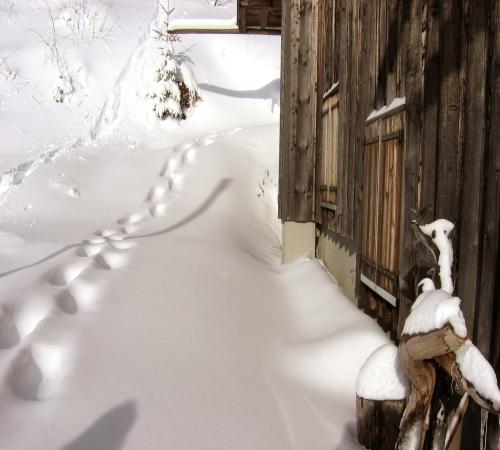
[360,105,405,333]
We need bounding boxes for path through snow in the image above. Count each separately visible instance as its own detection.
[0,1,388,447]
[0,125,388,450]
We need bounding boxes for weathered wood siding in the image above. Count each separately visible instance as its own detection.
[279,0,500,446]
[278,0,319,221]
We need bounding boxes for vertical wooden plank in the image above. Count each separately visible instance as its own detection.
[396,0,409,97]
[280,0,319,223]
[457,0,488,335]
[354,0,370,304]
[419,0,440,224]
[397,0,421,337]
[333,0,340,82]
[385,0,398,102]
[376,0,387,107]
[476,0,500,368]
[238,0,247,32]
[335,0,346,234]
[346,0,360,239]
[314,0,326,224]
[278,0,291,219]
[435,1,463,224]
[459,1,489,445]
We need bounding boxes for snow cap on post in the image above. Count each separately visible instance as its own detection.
[356,344,410,401]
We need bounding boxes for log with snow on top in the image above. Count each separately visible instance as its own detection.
[356,344,410,450]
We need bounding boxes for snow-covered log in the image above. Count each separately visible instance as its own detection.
[356,344,409,450]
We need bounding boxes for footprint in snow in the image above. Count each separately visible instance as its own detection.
[0,300,52,349]
[95,229,117,238]
[94,250,129,270]
[181,147,197,165]
[108,239,137,250]
[146,184,169,203]
[57,278,100,315]
[76,242,106,257]
[117,212,145,226]
[9,342,65,400]
[149,202,168,217]
[120,224,141,235]
[48,260,92,286]
[0,305,21,348]
[159,158,178,177]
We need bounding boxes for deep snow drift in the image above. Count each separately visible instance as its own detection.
[0,1,388,449]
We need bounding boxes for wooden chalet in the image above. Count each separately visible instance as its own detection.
[237,0,281,34]
[277,0,500,449]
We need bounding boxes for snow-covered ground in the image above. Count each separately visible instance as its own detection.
[0,1,388,449]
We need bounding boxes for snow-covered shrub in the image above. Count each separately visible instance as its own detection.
[57,0,115,40]
[0,0,14,18]
[52,75,73,102]
[30,8,73,102]
[0,54,16,80]
[147,1,200,120]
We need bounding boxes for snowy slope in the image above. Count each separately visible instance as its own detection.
[0,1,387,449]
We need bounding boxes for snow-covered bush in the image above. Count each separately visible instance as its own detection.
[52,75,73,103]
[147,2,200,120]
[0,54,16,80]
[0,0,14,18]
[30,9,74,102]
[57,0,115,40]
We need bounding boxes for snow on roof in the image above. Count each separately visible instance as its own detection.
[356,344,410,401]
[402,289,467,338]
[168,17,238,33]
[455,340,500,410]
[366,97,406,123]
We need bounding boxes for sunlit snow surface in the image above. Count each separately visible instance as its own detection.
[0,1,387,449]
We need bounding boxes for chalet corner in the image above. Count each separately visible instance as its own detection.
[277,0,500,448]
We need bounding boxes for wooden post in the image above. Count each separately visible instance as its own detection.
[356,397,406,450]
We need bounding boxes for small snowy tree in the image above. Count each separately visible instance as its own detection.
[148,1,199,120]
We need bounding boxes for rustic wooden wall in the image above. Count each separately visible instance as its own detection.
[279,0,500,447]
[278,0,319,222]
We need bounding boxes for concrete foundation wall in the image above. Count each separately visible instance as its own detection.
[316,229,357,305]
[282,221,316,263]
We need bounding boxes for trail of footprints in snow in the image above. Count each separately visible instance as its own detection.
[0,132,227,401]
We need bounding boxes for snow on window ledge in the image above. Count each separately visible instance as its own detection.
[366,96,406,123]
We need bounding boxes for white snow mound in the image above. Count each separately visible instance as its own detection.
[356,343,410,401]
[402,289,467,338]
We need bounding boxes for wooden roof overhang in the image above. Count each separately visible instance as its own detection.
[169,0,281,35]
[237,0,282,34]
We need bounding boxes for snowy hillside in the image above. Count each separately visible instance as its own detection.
[0,1,388,449]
